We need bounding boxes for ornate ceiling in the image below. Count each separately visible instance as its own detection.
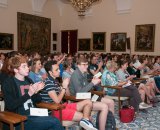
[0,0,133,15]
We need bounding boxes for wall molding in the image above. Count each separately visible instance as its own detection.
[0,0,7,8]
[31,0,48,15]
[115,0,132,14]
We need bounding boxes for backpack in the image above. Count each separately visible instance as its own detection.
[96,111,116,130]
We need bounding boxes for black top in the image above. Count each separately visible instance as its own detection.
[2,76,42,115]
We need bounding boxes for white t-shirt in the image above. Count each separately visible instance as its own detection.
[133,60,141,69]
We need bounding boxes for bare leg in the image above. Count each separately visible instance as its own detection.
[138,89,145,102]
[139,83,152,99]
[76,99,92,119]
[150,81,160,93]
[92,102,108,130]
[101,96,115,114]
[72,111,83,121]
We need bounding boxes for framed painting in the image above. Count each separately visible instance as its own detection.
[53,33,57,41]
[53,44,57,51]
[78,38,91,51]
[135,24,155,52]
[17,12,51,54]
[110,33,126,52]
[0,33,13,50]
[92,32,106,51]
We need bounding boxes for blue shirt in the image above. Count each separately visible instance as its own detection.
[101,68,118,95]
[28,68,47,83]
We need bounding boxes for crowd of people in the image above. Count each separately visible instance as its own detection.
[0,51,160,130]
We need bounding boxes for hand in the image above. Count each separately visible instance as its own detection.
[28,82,45,96]
[91,78,101,85]
[36,82,45,92]
[98,61,103,69]
[118,81,127,86]
[131,75,136,78]
[63,54,67,59]
[62,78,70,89]
[42,73,48,80]
[28,84,35,96]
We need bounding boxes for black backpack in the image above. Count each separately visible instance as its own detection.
[96,111,116,130]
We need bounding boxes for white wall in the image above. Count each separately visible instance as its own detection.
[0,0,61,53]
[0,0,160,55]
[59,0,160,55]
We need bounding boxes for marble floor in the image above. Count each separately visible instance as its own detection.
[68,96,160,130]
[115,96,160,130]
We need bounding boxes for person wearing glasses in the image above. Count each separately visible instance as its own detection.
[40,60,97,130]
[69,57,115,130]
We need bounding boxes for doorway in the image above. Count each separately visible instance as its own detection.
[61,30,78,54]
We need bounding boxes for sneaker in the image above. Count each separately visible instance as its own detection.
[139,102,152,109]
[139,109,148,114]
[152,97,160,103]
[80,118,97,130]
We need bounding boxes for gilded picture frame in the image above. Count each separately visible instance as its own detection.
[0,33,13,50]
[110,33,126,52]
[78,38,91,51]
[92,32,106,51]
[135,24,155,52]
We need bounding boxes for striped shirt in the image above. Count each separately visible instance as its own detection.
[40,76,61,103]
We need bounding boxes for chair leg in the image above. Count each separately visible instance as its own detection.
[118,89,121,111]
[9,124,14,130]
[20,122,25,130]
[0,122,2,130]
[65,126,69,130]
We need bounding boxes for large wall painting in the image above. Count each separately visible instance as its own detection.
[17,12,51,54]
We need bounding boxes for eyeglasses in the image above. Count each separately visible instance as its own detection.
[80,63,88,66]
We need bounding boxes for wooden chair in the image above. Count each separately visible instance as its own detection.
[102,85,129,111]
[0,90,66,130]
[0,90,27,130]
[0,111,27,130]
[102,78,149,111]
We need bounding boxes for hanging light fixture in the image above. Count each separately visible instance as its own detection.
[68,0,100,16]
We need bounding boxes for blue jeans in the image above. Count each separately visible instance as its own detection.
[154,76,160,89]
[3,116,64,130]
[24,116,64,130]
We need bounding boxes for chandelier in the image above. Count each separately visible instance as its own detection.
[68,0,100,16]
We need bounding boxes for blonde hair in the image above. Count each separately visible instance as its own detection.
[106,61,117,70]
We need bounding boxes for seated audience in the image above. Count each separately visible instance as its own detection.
[70,57,114,130]
[2,55,64,130]
[102,60,150,112]
[88,54,103,79]
[0,53,5,70]
[28,58,47,83]
[40,60,97,130]
[62,60,74,80]
[116,59,153,109]
[127,60,140,78]
[153,57,160,71]
[28,52,41,69]
[67,54,76,70]
[51,53,66,77]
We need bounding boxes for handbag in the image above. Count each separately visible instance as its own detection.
[119,105,135,123]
